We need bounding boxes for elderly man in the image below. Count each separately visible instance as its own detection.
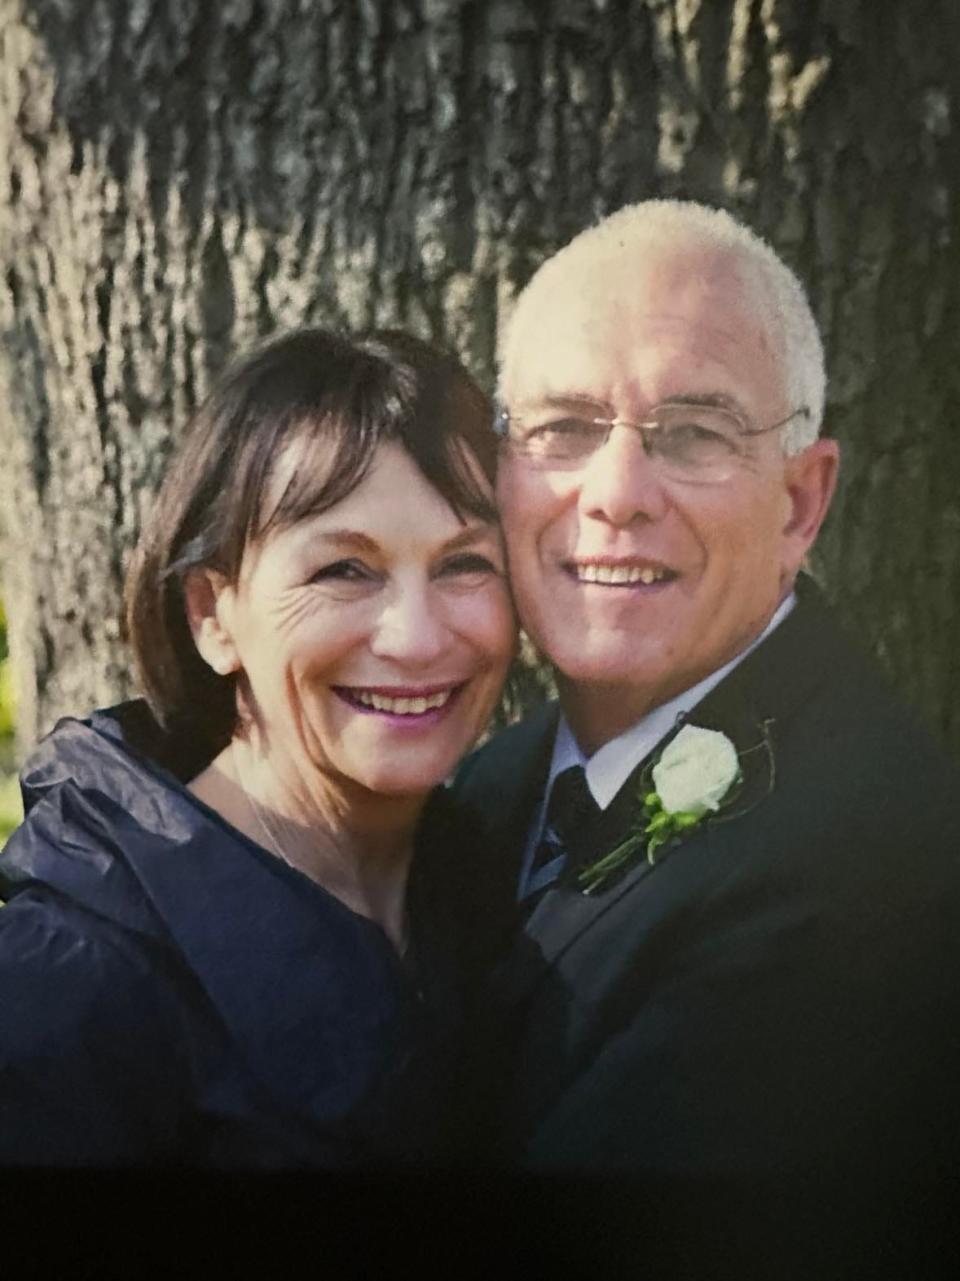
[454,200,960,1209]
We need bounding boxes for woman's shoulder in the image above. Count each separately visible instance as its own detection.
[0,886,175,1016]
[0,704,192,939]
[0,889,191,1165]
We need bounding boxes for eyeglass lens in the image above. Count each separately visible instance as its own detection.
[510,405,752,479]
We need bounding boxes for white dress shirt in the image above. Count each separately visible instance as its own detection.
[518,593,796,899]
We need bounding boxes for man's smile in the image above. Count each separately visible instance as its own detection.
[563,558,679,587]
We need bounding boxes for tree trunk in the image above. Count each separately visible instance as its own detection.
[1,0,958,755]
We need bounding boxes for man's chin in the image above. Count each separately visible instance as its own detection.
[544,634,662,684]
[555,658,673,709]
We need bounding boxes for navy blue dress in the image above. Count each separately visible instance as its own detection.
[0,702,470,1168]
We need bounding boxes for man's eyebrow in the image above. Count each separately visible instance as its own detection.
[524,393,611,413]
[522,391,747,416]
[658,391,744,414]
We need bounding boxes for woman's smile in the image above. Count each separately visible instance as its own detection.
[331,682,464,718]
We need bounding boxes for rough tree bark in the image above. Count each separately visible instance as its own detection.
[0,0,958,755]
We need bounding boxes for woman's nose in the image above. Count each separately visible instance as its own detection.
[368,585,449,666]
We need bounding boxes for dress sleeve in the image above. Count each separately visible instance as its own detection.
[0,889,192,1167]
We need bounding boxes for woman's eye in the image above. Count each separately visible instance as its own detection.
[308,559,371,584]
[439,553,499,577]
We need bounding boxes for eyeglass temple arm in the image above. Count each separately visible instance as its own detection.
[586,407,811,437]
[738,406,811,438]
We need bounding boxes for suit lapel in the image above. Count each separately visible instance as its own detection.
[444,704,562,983]
[457,703,558,889]
[499,581,834,1007]
[492,714,557,871]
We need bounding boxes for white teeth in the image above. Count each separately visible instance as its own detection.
[575,564,666,585]
[351,689,452,714]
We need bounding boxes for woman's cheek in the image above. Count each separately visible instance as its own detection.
[469,581,518,666]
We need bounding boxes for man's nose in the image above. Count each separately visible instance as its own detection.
[369,583,449,666]
[577,424,670,526]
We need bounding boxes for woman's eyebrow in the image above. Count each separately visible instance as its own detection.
[300,529,381,554]
[442,523,497,553]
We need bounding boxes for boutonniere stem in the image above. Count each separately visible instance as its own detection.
[577,721,774,896]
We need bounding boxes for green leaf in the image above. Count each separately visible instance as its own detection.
[645,811,671,834]
[673,811,701,830]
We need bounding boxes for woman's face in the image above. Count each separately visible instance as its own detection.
[205,440,515,799]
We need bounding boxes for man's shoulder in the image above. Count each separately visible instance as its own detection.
[730,585,959,857]
[743,583,948,749]
[791,589,952,750]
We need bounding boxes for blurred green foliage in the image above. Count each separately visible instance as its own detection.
[0,650,15,741]
[0,774,20,843]
[0,597,22,845]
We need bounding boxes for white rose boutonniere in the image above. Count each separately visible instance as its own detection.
[651,725,741,818]
[577,722,767,896]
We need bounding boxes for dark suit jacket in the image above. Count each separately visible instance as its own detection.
[452,581,960,1248]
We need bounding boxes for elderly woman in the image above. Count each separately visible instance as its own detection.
[0,328,515,1167]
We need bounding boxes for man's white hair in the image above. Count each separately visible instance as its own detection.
[501,199,825,455]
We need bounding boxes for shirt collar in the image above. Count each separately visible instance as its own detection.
[545,592,796,811]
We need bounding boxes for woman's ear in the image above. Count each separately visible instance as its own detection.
[183,569,240,676]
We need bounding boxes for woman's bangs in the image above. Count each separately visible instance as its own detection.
[422,434,498,524]
[257,416,377,538]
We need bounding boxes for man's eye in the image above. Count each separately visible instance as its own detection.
[308,559,371,583]
[660,422,734,453]
[526,418,599,442]
[521,418,606,457]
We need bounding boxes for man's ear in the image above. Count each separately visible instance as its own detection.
[781,437,840,574]
[183,569,241,676]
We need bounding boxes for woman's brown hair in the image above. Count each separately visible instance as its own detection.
[126,327,496,759]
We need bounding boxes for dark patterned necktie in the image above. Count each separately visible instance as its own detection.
[524,765,601,902]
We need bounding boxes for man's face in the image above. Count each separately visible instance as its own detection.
[496,244,837,751]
